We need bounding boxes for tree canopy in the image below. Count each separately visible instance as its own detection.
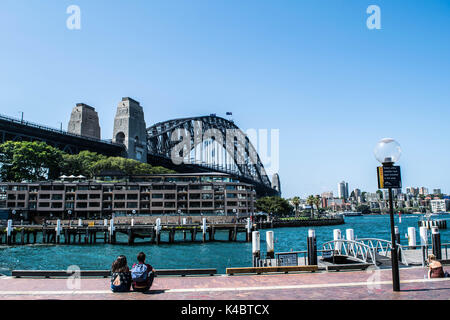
[0,141,63,182]
[0,141,175,182]
[256,196,293,216]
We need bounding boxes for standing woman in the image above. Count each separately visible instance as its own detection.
[110,255,132,292]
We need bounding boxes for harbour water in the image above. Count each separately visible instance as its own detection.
[0,214,448,275]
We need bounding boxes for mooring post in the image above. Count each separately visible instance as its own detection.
[408,227,416,248]
[432,227,441,260]
[56,219,61,244]
[109,219,115,244]
[266,231,274,260]
[183,218,187,240]
[6,220,12,245]
[20,228,25,245]
[131,219,134,227]
[333,229,342,252]
[252,231,260,267]
[42,226,47,244]
[155,218,161,245]
[346,228,354,254]
[419,226,428,247]
[127,227,134,245]
[201,218,207,243]
[246,218,252,242]
[64,229,69,244]
[192,228,197,242]
[395,226,401,244]
[307,229,317,266]
[85,228,89,244]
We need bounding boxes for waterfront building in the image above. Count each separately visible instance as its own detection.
[406,187,419,196]
[321,191,333,199]
[430,199,450,213]
[338,181,349,200]
[0,173,256,219]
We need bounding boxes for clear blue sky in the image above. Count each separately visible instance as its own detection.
[0,0,449,198]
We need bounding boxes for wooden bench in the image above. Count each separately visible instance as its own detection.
[226,265,318,276]
[325,263,372,272]
[11,268,217,278]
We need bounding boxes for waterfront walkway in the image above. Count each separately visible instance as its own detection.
[0,267,449,300]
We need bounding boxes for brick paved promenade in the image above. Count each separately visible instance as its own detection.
[0,267,449,300]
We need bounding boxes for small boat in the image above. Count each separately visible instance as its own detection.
[341,211,362,217]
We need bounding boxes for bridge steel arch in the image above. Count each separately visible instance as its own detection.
[146,116,279,197]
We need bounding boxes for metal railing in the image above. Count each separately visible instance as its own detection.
[0,113,122,147]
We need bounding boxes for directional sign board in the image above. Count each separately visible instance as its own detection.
[377,166,402,189]
[277,253,298,266]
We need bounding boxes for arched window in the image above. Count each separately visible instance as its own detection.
[116,132,125,144]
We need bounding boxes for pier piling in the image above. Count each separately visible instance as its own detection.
[432,227,441,260]
[252,231,260,267]
[307,229,317,266]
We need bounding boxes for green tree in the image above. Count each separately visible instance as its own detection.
[60,150,107,178]
[91,157,175,176]
[291,196,300,217]
[306,195,316,218]
[0,141,63,182]
[256,196,293,217]
[313,195,321,217]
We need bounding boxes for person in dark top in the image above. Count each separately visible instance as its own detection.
[110,255,132,293]
[131,252,155,292]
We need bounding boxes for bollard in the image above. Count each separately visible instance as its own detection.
[131,219,134,227]
[431,227,442,260]
[407,227,416,248]
[307,229,317,266]
[6,219,12,245]
[394,226,401,245]
[246,218,252,242]
[78,219,82,227]
[55,219,61,244]
[109,219,115,244]
[333,229,342,252]
[201,218,207,243]
[104,219,108,227]
[252,231,260,267]
[155,218,161,244]
[419,226,428,247]
[266,231,275,259]
[346,229,354,241]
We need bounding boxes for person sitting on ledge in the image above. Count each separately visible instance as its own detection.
[110,255,132,293]
[427,254,449,279]
[131,252,155,292]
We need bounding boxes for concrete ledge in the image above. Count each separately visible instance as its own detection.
[12,268,217,278]
[226,265,318,275]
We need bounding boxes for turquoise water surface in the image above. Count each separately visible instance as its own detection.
[0,215,448,275]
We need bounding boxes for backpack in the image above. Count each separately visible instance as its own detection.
[131,263,148,282]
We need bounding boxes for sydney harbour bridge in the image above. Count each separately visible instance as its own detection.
[0,97,280,197]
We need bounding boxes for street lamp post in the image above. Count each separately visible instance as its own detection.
[374,138,402,292]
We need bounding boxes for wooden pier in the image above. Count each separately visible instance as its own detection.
[0,221,255,246]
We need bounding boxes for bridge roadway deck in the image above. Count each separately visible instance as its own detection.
[0,267,448,300]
